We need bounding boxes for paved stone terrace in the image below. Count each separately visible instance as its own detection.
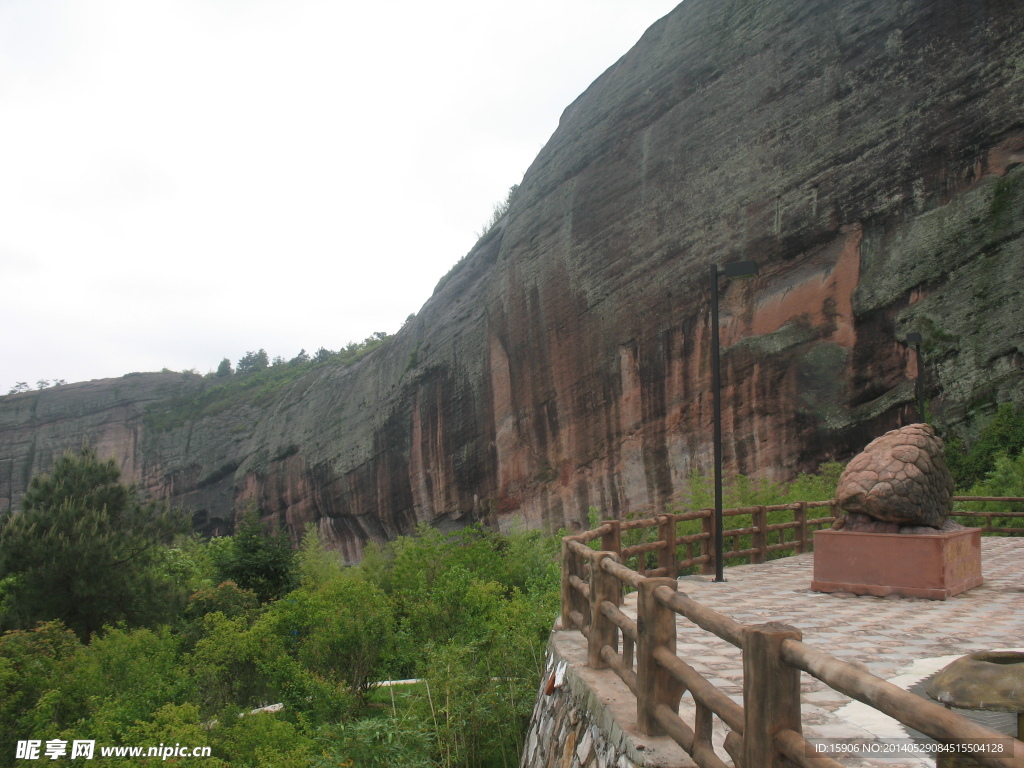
[588,537,1024,767]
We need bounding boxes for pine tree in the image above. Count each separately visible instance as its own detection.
[0,448,190,640]
[236,349,269,374]
[212,501,296,602]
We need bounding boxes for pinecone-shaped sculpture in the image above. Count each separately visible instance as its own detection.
[835,424,954,528]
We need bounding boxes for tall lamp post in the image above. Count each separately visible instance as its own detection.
[710,260,760,583]
[906,332,925,422]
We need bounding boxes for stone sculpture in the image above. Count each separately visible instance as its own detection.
[834,424,955,532]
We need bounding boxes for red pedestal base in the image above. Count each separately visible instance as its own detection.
[811,527,983,600]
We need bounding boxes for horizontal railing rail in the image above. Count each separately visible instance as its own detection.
[952,496,1024,534]
[559,497,1024,767]
[594,500,837,580]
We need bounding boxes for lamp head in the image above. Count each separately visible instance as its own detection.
[721,260,760,279]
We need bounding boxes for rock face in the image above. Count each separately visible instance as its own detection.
[835,424,954,528]
[1,0,1023,558]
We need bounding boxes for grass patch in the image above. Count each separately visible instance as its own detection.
[363,681,428,718]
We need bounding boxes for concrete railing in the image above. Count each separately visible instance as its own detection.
[559,498,1024,767]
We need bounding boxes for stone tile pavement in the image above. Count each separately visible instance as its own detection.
[613,537,1024,767]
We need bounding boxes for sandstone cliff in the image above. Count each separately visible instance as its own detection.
[1,0,1022,559]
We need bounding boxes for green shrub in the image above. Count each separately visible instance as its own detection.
[476,184,519,238]
[0,621,82,750]
[953,451,1024,531]
[313,715,433,768]
[184,612,280,716]
[0,515,563,768]
[415,641,526,768]
[295,523,345,589]
[185,582,261,623]
[259,572,395,698]
[946,404,1024,489]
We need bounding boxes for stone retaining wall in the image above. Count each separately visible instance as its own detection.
[519,628,692,768]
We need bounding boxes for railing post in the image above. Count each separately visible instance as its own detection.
[636,578,685,735]
[743,621,803,767]
[794,502,808,554]
[658,515,678,578]
[752,506,767,564]
[588,552,621,668]
[560,537,574,629]
[601,519,622,560]
[700,510,715,576]
[581,561,593,631]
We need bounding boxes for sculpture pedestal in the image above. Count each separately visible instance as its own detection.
[811,528,983,600]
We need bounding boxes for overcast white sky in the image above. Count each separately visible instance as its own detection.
[0,0,680,391]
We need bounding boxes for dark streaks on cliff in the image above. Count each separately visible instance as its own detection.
[1,0,1022,555]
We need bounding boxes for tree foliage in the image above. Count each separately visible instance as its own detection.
[0,448,190,639]
[260,571,395,698]
[236,349,270,374]
[0,470,568,768]
[946,403,1024,489]
[0,621,82,749]
[953,450,1024,530]
[211,502,297,603]
[314,715,433,768]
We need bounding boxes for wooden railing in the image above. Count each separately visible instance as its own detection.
[952,496,1024,534]
[595,500,839,579]
[588,497,1024,579]
[559,498,1024,768]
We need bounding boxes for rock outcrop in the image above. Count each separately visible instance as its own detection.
[835,424,954,528]
[1,0,1022,559]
